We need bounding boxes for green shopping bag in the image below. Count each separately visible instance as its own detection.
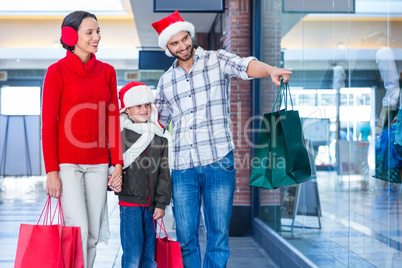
[250,81,312,189]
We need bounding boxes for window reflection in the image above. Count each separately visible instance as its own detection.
[256,0,402,267]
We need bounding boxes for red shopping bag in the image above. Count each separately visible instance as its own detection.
[15,197,64,268]
[62,226,84,268]
[154,219,183,268]
[56,199,84,268]
[15,197,84,268]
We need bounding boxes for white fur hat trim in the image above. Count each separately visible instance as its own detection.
[120,85,154,113]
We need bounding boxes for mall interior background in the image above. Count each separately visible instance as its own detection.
[0,0,401,267]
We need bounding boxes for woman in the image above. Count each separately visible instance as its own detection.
[42,10,123,268]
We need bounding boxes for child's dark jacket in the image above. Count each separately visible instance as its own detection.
[117,115,172,211]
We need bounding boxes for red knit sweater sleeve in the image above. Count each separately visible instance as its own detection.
[42,65,63,173]
[107,67,124,166]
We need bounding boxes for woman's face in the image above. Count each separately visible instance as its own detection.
[126,103,152,123]
[74,17,101,57]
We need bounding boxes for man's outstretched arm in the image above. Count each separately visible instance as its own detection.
[247,60,292,86]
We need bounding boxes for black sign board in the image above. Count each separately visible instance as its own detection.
[280,180,322,231]
[283,0,355,13]
[138,50,175,71]
[154,0,225,13]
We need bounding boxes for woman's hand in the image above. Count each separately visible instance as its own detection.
[108,164,122,192]
[46,171,62,198]
[153,208,165,221]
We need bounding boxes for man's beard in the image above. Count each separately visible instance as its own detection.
[170,45,194,61]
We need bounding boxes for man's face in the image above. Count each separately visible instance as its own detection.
[166,31,194,61]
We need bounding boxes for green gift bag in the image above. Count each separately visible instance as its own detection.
[250,81,312,189]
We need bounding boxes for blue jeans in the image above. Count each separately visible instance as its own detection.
[120,206,157,268]
[172,151,236,268]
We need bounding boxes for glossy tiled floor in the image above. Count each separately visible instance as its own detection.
[3,172,401,268]
[0,176,277,268]
[278,171,402,268]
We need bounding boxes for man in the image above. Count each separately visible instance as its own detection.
[152,10,291,268]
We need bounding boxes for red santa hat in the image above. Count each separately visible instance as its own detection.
[151,10,195,57]
[119,81,165,128]
[118,81,155,113]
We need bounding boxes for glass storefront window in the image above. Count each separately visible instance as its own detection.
[256,0,402,266]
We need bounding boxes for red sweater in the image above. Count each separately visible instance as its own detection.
[42,51,123,173]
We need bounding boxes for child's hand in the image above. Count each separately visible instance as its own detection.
[108,164,122,193]
[107,175,119,192]
[153,208,165,221]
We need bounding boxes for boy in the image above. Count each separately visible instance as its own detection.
[117,81,172,268]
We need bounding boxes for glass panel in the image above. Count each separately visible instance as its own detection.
[257,0,402,267]
[1,86,41,115]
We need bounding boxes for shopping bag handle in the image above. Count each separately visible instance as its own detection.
[37,196,52,225]
[153,219,162,239]
[51,198,65,226]
[153,219,172,243]
[272,80,294,113]
[36,196,65,226]
[281,80,294,110]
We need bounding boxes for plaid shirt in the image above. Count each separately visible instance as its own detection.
[155,47,256,170]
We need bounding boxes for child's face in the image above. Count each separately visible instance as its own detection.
[126,103,151,123]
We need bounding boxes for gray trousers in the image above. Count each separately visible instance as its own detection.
[59,164,109,268]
